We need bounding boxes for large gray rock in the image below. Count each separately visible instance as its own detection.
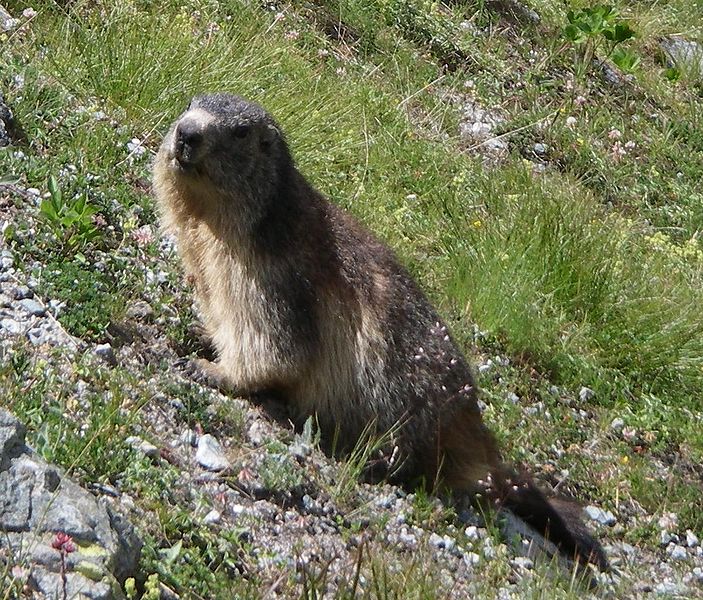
[0,409,142,599]
[0,4,18,32]
[660,36,703,78]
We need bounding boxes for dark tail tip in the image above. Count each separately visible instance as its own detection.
[497,475,609,571]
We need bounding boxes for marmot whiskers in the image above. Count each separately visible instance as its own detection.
[153,93,608,571]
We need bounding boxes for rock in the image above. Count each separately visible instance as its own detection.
[477,362,492,374]
[465,526,480,541]
[668,544,688,561]
[482,537,496,559]
[659,512,679,531]
[19,298,46,316]
[375,494,397,510]
[397,527,418,550]
[660,530,675,546]
[11,285,32,300]
[203,509,221,525]
[179,428,198,447]
[533,143,547,155]
[464,552,481,567]
[579,386,595,402]
[486,0,540,24]
[0,250,13,270]
[654,581,685,596]
[427,533,455,551]
[685,530,699,547]
[196,434,230,471]
[94,342,117,366]
[0,6,19,32]
[288,438,312,460]
[1,317,22,335]
[126,435,160,459]
[0,409,141,599]
[125,300,154,320]
[584,505,617,526]
[692,567,703,584]
[660,36,703,77]
[510,556,534,570]
[247,421,266,446]
[610,417,625,431]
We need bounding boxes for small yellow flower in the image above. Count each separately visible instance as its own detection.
[620,455,629,465]
[471,219,482,228]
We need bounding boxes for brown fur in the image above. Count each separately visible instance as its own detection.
[153,93,608,571]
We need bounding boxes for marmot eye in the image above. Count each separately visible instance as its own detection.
[232,124,250,139]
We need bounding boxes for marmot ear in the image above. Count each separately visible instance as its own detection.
[261,124,281,152]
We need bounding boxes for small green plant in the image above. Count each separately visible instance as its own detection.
[39,174,101,252]
[563,5,638,76]
[142,573,161,600]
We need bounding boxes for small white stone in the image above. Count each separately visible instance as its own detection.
[584,505,617,526]
[668,544,687,561]
[465,526,480,541]
[660,530,674,546]
[685,530,699,547]
[659,512,679,531]
[511,557,534,570]
[247,421,266,446]
[203,510,221,525]
[579,386,595,402]
[464,552,480,566]
[610,417,625,431]
[93,342,116,365]
[196,434,230,471]
[126,436,160,459]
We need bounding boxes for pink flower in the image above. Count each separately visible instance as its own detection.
[131,224,154,247]
[51,532,76,553]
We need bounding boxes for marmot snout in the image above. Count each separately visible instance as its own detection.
[154,93,608,571]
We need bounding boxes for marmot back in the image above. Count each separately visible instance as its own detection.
[153,93,608,572]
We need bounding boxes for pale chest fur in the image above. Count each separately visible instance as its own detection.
[178,220,295,388]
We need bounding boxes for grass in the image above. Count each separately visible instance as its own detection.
[1,0,702,596]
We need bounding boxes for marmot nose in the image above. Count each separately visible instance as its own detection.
[174,120,204,164]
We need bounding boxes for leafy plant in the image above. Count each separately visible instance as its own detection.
[39,174,101,252]
[563,5,638,76]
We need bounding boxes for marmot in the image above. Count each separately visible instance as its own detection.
[153,93,607,571]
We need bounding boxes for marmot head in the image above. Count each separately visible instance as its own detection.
[156,93,292,213]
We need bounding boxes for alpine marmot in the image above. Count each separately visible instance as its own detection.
[153,93,607,571]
